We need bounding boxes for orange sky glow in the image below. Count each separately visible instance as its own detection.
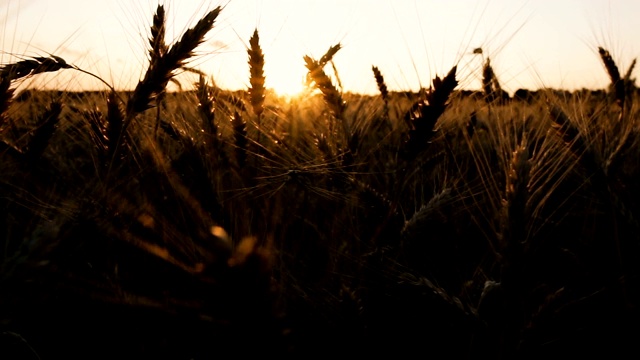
[2,0,639,96]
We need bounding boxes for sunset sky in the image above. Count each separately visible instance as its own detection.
[1,0,639,96]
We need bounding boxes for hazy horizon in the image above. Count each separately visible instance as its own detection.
[2,0,639,96]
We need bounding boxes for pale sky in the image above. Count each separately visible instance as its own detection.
[2,0,639,95]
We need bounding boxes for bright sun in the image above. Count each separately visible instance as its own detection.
[268,75,305,98]
[265,60,307,98]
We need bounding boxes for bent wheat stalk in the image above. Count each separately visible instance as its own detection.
[127,6,221,118]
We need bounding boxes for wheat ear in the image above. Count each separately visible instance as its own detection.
[248,29,265,120]
[598,47,625,108]
[149,5,168,60]
[318,43,341,67]
[403,66,457,158]
[482,58,495,102]
[304,50,345,118]
[0,55,72,82]
[106,90,126,167]
[127,7,221,118]
[372,66,389,120]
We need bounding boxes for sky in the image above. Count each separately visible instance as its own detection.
[1,0,639,96]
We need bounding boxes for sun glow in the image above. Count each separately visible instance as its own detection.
[268,77,305,98]
[265,65,307,99]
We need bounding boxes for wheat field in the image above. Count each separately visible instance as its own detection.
[1,4,639,358]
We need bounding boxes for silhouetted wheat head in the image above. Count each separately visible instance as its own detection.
[248,29,266,120]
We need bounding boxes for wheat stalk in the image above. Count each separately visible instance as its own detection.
[372,66,388,102]
[304,53,345,118]
[623,58,636,83]
[127,7,221,118]
[248,29,266,120]
[403,66,457,158]
[25,101,62,160]
[79,107,108,157]
[196,74,217,137]
[598,47,625,108]
[0,55,73,82]
[106,90,126,167]
[547,101,588,159]
[482,58,495,103]
[330,60,343,92]
[372,66,389,121]
[318,43,341,68]
[500,137,531,256]
[149,5,168,60]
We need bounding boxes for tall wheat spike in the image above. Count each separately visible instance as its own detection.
[127,7,221,118]
[149,5,168,60]
[482,58,495,102]
[148,4,168,137]
[248,29,266,120]
[304,48,345,118]
[372,65,390,126]
[196,74,217,136]
[598,47,625,108]
[372,66,388,101]
[403,66,457,158]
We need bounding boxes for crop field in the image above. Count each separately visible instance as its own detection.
[1,4,639,359]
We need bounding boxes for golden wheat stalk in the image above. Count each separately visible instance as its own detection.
[500,137,530,251]
[330,60,343,92]
[598,47,625,108]
[127,7,221,118]
[318,43,341,68]
[304,53,345,118]
[196,74,217,136]
[78,107,108,155]
[372,66,388,101]
[149,4,168,60]
[248,29,266,120]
